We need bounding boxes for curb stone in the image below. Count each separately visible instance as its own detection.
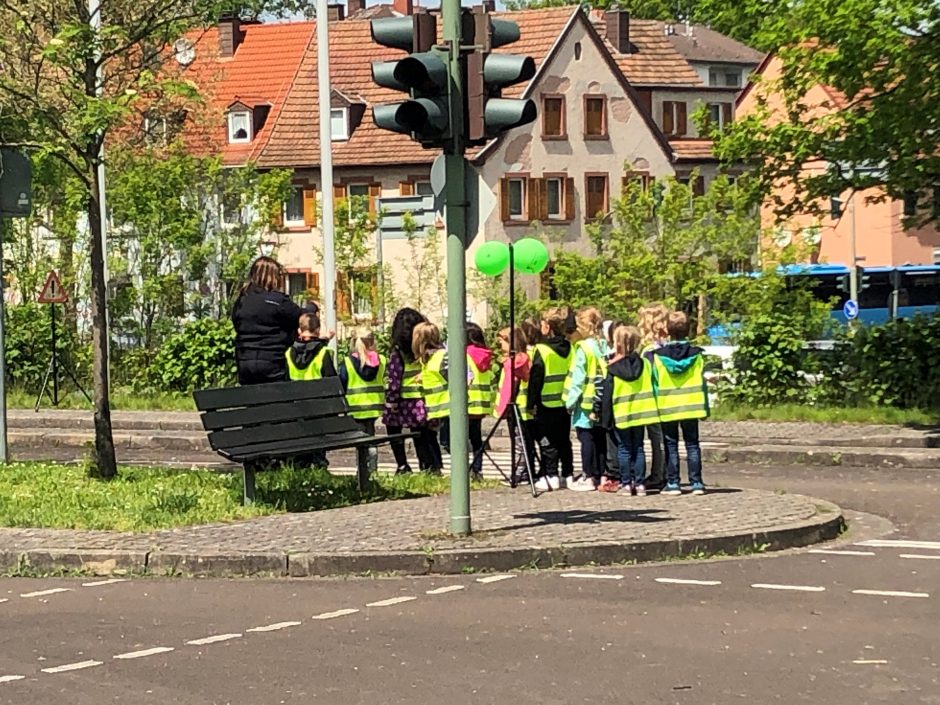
[23,550,148,576]
[147,552,288,577]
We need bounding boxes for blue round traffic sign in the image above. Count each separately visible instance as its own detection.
[843,299,859,320]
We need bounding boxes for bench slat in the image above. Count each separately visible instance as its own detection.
[200,397,348,431]
[224,430,378,461]
[208,415,361,451]
[194,378,343,411]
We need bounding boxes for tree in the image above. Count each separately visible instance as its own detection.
[714,0,940,227]
[0,0,227,478]
[314,195,377,324]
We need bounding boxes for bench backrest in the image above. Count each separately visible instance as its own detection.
[194,378,363,455]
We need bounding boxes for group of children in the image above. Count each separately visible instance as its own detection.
[283,302,708,495]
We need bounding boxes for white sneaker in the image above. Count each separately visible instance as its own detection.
[569,476,596,492]
[535,476,553,492]
[548,475,562,491]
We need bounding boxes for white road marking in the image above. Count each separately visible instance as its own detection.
[113,646,175,660]
[426,585,466,595]
[561,573,624,580]
[853,659,888,665]
[311,608,360,620]
[366,596,417,607]
[808,549,875,557]
[41,660,103,674]
[476,575,515,584]
[900,553,940,561]
[655,578,722,586]
[185,633,242,646]
[0,598,7,604]
[82,578,128,587]
[751,583,826,592]
[858,539,940,550]
[246,621,302,633]
[20,587,72,598]
[0,676,25,684]
[852,589,930,599]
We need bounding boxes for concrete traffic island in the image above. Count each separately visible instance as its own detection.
[0,487,844,578]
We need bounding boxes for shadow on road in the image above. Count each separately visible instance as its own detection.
[507,508,672,530]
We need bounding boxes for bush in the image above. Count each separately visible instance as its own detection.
[151,318,236,392]
[4,303,90,394]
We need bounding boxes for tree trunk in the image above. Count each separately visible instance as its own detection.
[87,168,117,480]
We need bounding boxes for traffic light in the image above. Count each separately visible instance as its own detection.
[370,12,450,147]
[465,8,537,145]
[857,265,870,291]
[830,196,843,220]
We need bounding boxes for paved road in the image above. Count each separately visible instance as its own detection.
[1,464,938,704]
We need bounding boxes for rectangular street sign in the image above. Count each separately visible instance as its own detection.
[376,194,438,239]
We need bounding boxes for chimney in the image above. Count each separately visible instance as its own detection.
[347,0,366,16]
[605,9,630,54]
[482,0,496,11]
[393,0,413,15]
[218,14,245,58]
[327,3,345,21]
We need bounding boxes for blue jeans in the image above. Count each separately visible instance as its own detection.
[662,419,703,486]
[615,426,646,486]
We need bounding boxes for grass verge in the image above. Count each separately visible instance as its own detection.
[710,403,940,426]
[12,387,196,412]
[0,462,498,532]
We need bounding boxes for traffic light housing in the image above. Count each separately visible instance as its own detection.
[465,9,537,145]
[830,196,843,220]
[371,12,451,147]
[857,265,870,291]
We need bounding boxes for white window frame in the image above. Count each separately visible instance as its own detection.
[227,110,252,144]
[724,70,741,87]
[350,270,373,320]
[415,181,434,196]
[508,178,526,220]
[330,108,348,141]
[287,271,309,299]
[707,103,727,129]
[545,177,564,220]
[347,183,370,199]
[283,185,306,226]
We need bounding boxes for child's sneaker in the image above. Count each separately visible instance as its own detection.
[634,484,647,497]
[618,483,634,495]
[569,475,596,492]
[663,483,682,496]
[597,478,619,493]
[548,475,562,491]
[691,482,706,496]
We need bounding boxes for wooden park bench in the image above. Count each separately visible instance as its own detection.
[194,378,408,504]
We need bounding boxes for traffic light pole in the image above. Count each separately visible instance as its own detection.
[442,0,470,536]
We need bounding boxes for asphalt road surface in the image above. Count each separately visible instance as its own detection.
[1,464,938,705]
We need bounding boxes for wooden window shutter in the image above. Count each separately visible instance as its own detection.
[662,101,674,136]
[564,177,575,221]
[302,186,317,227]
[722,103,733,127]
[305,272,320,299]
[538,178,549,221]
[368,183,382,215]
[399,181,414,196]
[333,184,345,206]
[270,206,283,229]
[677,102,688,136]
[500,176,511,222]
[527,177,540,221]
[693,175,705,197]
[336,271,351,316]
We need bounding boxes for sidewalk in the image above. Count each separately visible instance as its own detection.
[0,487,843,578]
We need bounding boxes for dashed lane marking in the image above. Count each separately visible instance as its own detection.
[246,621,302,633]
[858,540,940,550]
[82,578,129,587]
[185,633,242,646]
[476,575,515,584]
[113,647,175,660]
[20,588,72,598]
[311,608,359,620]
[751,583,826,593]
[0,598,7,604]
[655,578,722,586]
[41,660,103,674]
[808,549,875,557]
[900,554,940,561]
[561,573,624,580]
[0,676,25,684]
[853,659,888,665]
[426,585,466,595]
[852,589,930,599]
[366,596,417,608]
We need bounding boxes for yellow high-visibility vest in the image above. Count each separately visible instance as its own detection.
[344,355,386,420]
[534,343,572,408]
[611,359,659,428]
[422,349,449,420]
[467,355,495,416]
[653,355,708,423]
[563,339,608,412]
[285,347,329,381]
[401,358,423,400]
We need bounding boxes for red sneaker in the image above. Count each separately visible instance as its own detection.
[597,478,620,493]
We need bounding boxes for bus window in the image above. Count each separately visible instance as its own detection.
[858,271,893,310]
[902,272,940,307]
[806,274,849,311]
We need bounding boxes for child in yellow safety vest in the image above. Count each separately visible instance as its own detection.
[651,311,709,496]
[595,326,658,496]
[412,321,447,475]
[286,313,336,380]
[339,328,386,472]
[466,323,495,480]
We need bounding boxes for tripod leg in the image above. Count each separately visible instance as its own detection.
[62,363,92,404]
[512,405,538,498]
[471,411,512,484]
[34,357,55,412]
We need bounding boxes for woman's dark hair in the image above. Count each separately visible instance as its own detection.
[241,256,284,295]
[390,307,426,362]
[466,322,487,348]
[520,319,541,346]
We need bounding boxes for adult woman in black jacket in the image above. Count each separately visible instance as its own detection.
[232,256,316,385]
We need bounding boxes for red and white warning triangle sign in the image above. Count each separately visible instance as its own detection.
[38,270,68,304]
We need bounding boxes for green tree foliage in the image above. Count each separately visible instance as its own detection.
[315,195,377,324]
[151,318,237,392]
[714,0,940,227]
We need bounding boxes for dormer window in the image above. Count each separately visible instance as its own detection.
[228,110,251,143]
[331,108,348,141]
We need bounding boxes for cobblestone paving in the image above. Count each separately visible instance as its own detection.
[0,487,824,555]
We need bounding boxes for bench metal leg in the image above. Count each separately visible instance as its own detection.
[356,447,370,492]
[243,464,256,505]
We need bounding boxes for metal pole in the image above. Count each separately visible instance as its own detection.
[848,192,858,306]
[89,0,109,374]
[315,0,338,346]
[0,225,7,463]
[51,304,59,405]
[507,244,516,479]
[442,0,470,536]
[376,229,385,325]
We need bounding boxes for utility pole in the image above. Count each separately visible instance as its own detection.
[848,192,858,306]
[316,0,337,345]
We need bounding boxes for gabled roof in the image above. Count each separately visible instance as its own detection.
[669,138,716,162]
[659,22,764,66]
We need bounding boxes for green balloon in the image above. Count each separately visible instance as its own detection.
[513,237,550,274]
[474,241,510,277]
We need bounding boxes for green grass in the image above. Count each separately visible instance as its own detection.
[711,403,940,426]
[13,387,196,412]
[0,462,499,532]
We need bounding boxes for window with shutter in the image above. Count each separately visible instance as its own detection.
[584,95,607,137]
[368,183,382,216]
[585,174,608,221]
[544,177,563,219]
[336,271,351,317]
[501,176,527,221]
[542,96,565,137]
[528,178,542,222]
[722,103,733,127]
[676,102,688,136]
[662,101,675,135]
[564,177,575,221]
[399,181,414,196]
[303,186,317,226]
